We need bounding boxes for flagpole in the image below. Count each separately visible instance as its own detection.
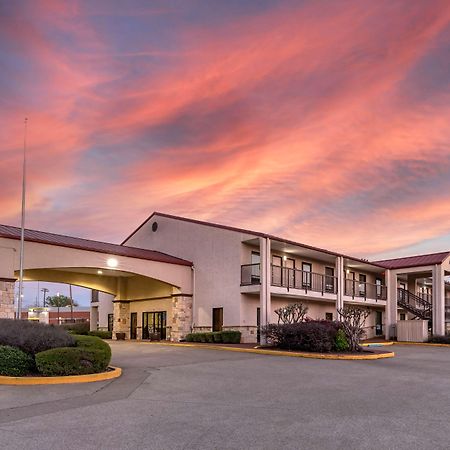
[17,118,28,319]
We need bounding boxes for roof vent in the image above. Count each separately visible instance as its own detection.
[152,222,158,232]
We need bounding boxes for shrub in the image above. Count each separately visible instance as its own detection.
[0,345,36,376]
[0,319,75,355]
[221,331,241,344]
[335,329,350,352]
[204,332,215,343]
[185,333,194,342]
[212,332,223,343]
[429,335,450,344]
[263,321,342,353]
[60,322,90,335]
[88,330,112,339]
[35,335,111,376]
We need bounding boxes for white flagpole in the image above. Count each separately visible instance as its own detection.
[17,118,28,319]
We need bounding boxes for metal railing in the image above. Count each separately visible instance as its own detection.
[397,288,432,319]
[241,263,337,294]
[344,279,387,301]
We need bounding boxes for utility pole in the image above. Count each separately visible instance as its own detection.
[17,118,28,319]
[69,284,74,323]
[41,287,49,307]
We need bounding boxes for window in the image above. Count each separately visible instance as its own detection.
[142,311,167,340]
[325,267,335,293]
[325,312,333,321]
[285,258,295,288]
[375,278,382,298]
[359,274,366,296]
[272,255,283,286]
[251,251,260,284]
[107,313,113,332]
[400,313,406,321]
[302,262,312,288]
[212,307,223,332]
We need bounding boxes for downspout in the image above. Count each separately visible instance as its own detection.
[191,265,195,333]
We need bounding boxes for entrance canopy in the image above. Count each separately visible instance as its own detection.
[0,224,193,299]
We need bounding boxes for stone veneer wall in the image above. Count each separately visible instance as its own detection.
[0,280,15,319]
[112,301,130,340]
[170,295,193,341]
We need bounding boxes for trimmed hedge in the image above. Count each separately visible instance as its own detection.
[429,335,450,345]
[0,319,75,355]
[88,330,112,339]
[35,335,112,376]
[263,321,342,353]
[60,322,90,335]
[185,331,241,344]
[0,345,36,376]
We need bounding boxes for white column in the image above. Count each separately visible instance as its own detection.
[259,237,271,343]
[335,256,344,317]
[432,264,445,336]
[385,269,397,340]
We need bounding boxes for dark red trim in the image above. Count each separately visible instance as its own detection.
[373,251,450,269]
[0,277,16,282]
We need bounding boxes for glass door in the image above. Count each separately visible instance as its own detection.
[142,312,167,340]
[130,312,137,340]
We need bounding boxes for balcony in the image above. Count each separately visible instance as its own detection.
[241,264,337,295]
[344,279,387,301]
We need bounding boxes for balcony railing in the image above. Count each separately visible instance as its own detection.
[344,279,387,301]
[241,264,337,295]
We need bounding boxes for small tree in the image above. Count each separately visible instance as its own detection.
[275,303,309,324]
[337,305,370,352]
[46,295,78,324]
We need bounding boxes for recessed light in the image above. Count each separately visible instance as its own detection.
[97,270,103,275]
[107,258,118,268]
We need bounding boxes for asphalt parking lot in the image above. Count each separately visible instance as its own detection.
[0,342,450,450]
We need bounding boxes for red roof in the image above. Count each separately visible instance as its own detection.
[0,224,192,266]
[123,211,385,269]
[374,251,450,269]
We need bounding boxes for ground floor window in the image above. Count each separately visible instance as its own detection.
[325,312,333,321]
[108,313,113,332]
[212,307,223,332]
[400,313,406,321]
[142,311,167,340]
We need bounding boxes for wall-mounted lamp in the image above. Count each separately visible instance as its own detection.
[97,270,103,275]
[107,258,118,268]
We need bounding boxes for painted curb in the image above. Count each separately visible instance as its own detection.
[0,366,122,385]
[138,341,395,360]
[362,342,394,347]
[393,341,450,348]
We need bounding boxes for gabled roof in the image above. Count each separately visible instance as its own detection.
[373,251,450,270]
[0,224,192,266]
[123,212,385,269]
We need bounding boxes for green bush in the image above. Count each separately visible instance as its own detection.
[88,330,112,339]
[0,319,75,355]
[221,330,241,344]
[429,335,450,344]
[0,345,35,376]
[60,322,90,335]
[35,335,111,376]
[212,332,223,343]
[335,329,350,352]
[204,332,214,343]
[185,333,194,342]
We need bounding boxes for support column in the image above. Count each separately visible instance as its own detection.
[259,237,271,343]
[385,270,397,340]
[171,295,193,342]
[112,300,130,339]
[432,264,445,336]
[335,256,344,316]
[0,279,15,319]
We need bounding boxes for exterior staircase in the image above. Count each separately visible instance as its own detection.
[397,288,432,321]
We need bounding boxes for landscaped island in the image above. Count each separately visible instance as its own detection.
[0,319,112,377]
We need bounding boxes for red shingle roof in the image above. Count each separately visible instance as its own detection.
[0,224,192,266]
[373,252,450,269]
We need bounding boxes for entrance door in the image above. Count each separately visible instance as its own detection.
[212,308,223,332]
[142,312,167,340]
[325,267,335,293]
[285,258,295,288]
[130,312,137,340]
[375,311,383,336]
[272,255,282,286]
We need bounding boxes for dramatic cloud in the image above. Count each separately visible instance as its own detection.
[1,0,450,259]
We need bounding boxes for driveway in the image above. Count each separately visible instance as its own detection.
[0,342,449,449]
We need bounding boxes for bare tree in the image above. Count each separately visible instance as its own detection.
[337,305,370,352]
[275,303,309,324]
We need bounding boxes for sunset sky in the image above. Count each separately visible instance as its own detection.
[1,0,450,270]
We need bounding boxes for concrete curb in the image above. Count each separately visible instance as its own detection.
[0,366,122,385]
[362,342,394,347]
[139,341,395,360]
